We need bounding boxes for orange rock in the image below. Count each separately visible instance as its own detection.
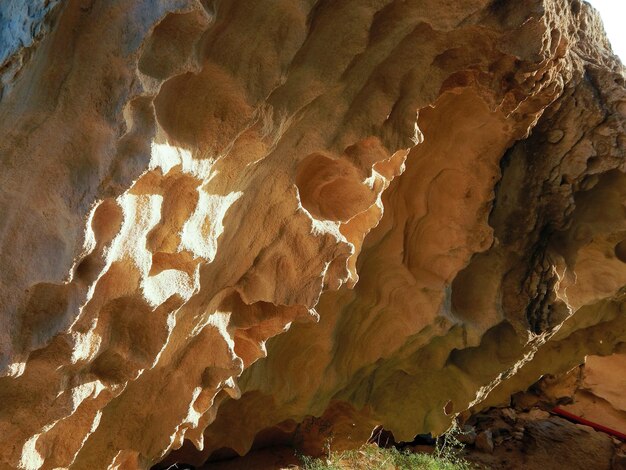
[0,0,624,469]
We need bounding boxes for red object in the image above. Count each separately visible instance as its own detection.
[552,407,626,441]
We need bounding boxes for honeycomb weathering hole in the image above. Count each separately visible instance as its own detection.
[615,239,626,263]
[295,153,377,222]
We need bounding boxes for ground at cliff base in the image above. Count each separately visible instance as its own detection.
[195,406,626,470]
[200,445,470,470]
[458,407,626,470]
[298,446,470,470]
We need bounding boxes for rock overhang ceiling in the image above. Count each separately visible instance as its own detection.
[0,0,624,468]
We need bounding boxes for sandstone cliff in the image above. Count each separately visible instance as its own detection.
[0,0,624,469]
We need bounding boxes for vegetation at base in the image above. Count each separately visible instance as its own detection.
[299,422,475,469]
[299,444,473,470]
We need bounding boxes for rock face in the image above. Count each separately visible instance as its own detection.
[461,407,622,470]
[0,0,624,469]
[556,353,626,436]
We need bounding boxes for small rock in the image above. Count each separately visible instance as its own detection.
[457,425,476,445]
[501,408,517,423]
[574,423,596,433]
[475,430,494,454]
[526,408,550,421]
[491,419,512,433]
[512,392,539,410]
[612,452,626,470]
[546,129,564,143]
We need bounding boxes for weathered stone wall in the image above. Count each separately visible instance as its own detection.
[0,1,624,469]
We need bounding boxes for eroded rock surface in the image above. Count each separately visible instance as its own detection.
[461,407,624,470]
[0,0,624,469]
[534,353,626,436]
[562,354,626,436]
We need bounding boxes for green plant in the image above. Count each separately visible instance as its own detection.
[434,422,470,467]
[297,420,477,470]
[298,444,472,469]
[299,453,343,470]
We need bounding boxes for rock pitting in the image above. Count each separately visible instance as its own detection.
[0,0,624,469]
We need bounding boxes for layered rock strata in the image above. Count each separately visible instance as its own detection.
[461,407,625,470]
[529,353,626,436]
[0,0,624,469]
[561,354,626,437]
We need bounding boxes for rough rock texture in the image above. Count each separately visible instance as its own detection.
[199,407,626,469]
[0,0,624,469]
[547,353,626,435]
[461,407,624,470]
[565,354,626,435]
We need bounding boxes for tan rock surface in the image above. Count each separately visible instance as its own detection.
[462,408,620,470]
[558,353,626,435]
[0,0,624,469]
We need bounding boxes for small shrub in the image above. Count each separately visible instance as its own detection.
[299,444,472,470]
[434,422,471,467]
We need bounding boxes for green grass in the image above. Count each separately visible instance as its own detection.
[299,445,473,470]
